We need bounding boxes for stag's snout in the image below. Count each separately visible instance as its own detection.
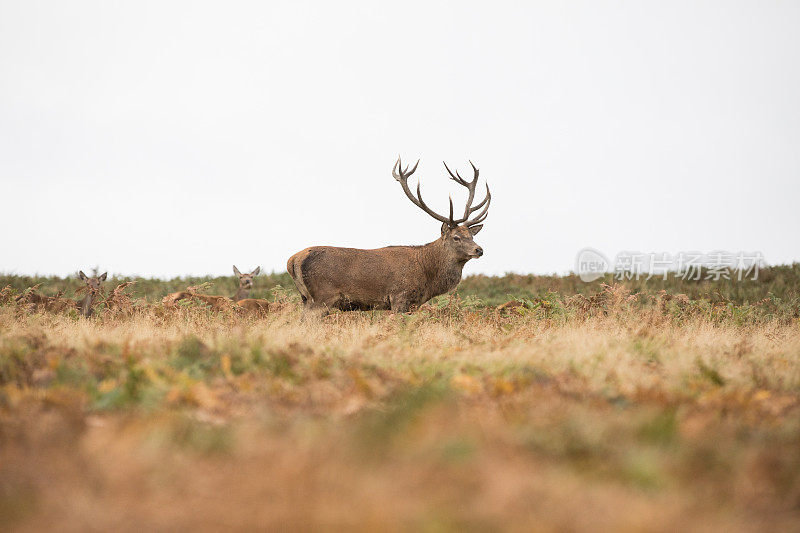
[473,246,484,258]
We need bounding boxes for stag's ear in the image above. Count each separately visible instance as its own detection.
[99,272,108,281]
[233,265,242,276]
[79,271,88,281]
[441,222,451,238]
[468,225,483,236]
[251,266,260,276]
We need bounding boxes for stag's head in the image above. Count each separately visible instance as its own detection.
[79,270,107,293]
[440,224,484,260]
[393,157,490,262]
[233,265,260,289]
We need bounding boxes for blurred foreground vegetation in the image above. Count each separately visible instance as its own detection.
[1,265,799,530]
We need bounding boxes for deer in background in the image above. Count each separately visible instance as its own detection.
[287,156,491,312]
[77,270,107,317]
[14,270,107,316]
[161,290,233,311]
[233,266,260,300]
[162,266,263,311]
[232,266,284,315]
[15,287,73,314]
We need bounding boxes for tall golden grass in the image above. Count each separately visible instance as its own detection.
[1,279,799,530]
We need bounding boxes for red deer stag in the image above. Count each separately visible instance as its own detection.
[287,157,491,312]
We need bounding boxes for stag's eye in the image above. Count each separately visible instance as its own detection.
[453,236,461,242]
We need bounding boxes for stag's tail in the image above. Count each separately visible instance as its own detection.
[287,251,311,305]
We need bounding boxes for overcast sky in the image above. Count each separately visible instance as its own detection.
[1,1,798,278]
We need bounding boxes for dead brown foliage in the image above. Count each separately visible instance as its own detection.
[13,285,75,314]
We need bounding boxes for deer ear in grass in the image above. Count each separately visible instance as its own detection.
[233,265,242,276]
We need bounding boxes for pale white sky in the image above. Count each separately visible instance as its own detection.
[1,1,798,278]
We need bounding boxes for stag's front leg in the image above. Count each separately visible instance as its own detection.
[389,293,414,313]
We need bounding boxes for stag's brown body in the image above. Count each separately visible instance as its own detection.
[288,157,490,313]
[288,233,473,312]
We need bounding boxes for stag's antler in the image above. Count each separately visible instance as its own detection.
[393,157,454,225]
[442,160,491,227]
[393,156,491,228]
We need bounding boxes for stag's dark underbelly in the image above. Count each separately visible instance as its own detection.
[330,296,391,311]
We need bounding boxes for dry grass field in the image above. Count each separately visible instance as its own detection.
[1,269,799,531]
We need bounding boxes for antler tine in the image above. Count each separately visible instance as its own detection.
[414,181,453,225]
[469,160,479,182]
[392,156,419,181]
[448,196,454,226]
[443,161,467,186]
[466,183,490,215]
[443,160,482,220]
[469,207,489,226]
[392,157,452,225]
[465,184,491,227]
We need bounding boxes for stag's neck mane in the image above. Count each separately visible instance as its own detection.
[416,238,467,298]
[234,287,250,301]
